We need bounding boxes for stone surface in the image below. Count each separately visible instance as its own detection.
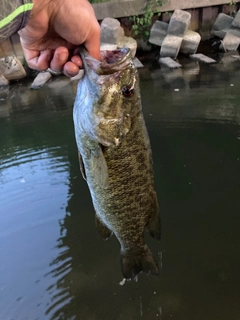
[159,57,182,68]
[220,32,240,51]
[30,72,52,89]
[100,44,118,51]
[180,30,201,55]
[212,13,234,38]
[100,17,125,46]
[118,36,137,57]
[167,9,191,37]
[149,21,168,46]
[212,29,229,39]
[0,73,9,86]
[160,35,183,59]
[228,27,240,38]
[231,9,240,28]
[132,57,144,68]
[0,55,26,80]
[190,53,216,64]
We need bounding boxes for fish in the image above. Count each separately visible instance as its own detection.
[73,47,161,280]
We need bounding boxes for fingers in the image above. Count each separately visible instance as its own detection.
[22,48,53,70]
[50,47,69,71]
[63,61,81,77]
[22,46,82,77]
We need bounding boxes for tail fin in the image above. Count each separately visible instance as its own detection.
[120,245,159,280]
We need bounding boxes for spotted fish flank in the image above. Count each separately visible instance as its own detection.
[73,48,161,280]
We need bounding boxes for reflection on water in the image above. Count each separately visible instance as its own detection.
[0,53,240,319]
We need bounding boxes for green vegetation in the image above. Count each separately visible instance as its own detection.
[130,0,164,39]
[229,1,237,17]
[89,0,166,40]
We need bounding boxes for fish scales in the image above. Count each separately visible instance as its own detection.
[73,48,161,280]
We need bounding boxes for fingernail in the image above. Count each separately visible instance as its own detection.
[58,51,68,62]
[75,58,81,66]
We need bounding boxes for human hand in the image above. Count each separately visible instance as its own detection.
[18,0,100,77]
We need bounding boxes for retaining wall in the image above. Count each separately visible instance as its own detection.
[93,0,239,20]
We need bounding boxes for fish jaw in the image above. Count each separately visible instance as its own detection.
[74,48,140,148]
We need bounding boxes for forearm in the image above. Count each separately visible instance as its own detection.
[0,0,33,41]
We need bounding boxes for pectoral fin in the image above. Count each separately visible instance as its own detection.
[78,152,86,181]
[88,143,109,189]
[95,215,112,240]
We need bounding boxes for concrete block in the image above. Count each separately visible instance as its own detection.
[167,9,191,37]
[100,44,118,51]
[220,32,240,51]
[228,27,240,38]
[118,36,137,57]
[0,55,26,80]
[0,73,9,86]
[149,21,168,46]
[212,29,228,39]
[100,17,125,46]
[159,57,182,68]
[132,57,144,68]
[212,13,234,37]
[30,72,52,89]
[180,30,201,55]
[232,10,240,28]
[190,53,216,63]
[160,35,183,59]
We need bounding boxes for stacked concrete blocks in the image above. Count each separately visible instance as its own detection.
[149,21,168,46]
[212,10,240,52]
[181,31,201,55]
[149,9,201,64]
[167,9,191,37]
[160,35,183,59]
[100,17,139,61]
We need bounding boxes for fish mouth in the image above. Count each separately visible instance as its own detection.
[101,48,130,64]
[80,47,132,75]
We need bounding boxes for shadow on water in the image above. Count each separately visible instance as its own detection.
[0,53,240,319]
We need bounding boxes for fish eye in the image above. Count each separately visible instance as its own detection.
[122,85,134,98]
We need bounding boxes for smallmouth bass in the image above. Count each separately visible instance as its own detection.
[73,48,161,280]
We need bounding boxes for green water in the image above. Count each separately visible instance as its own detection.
[0,54,240,320]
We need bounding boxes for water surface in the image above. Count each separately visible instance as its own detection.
[0,53,240,320]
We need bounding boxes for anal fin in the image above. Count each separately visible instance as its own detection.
[146,212,161,241]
